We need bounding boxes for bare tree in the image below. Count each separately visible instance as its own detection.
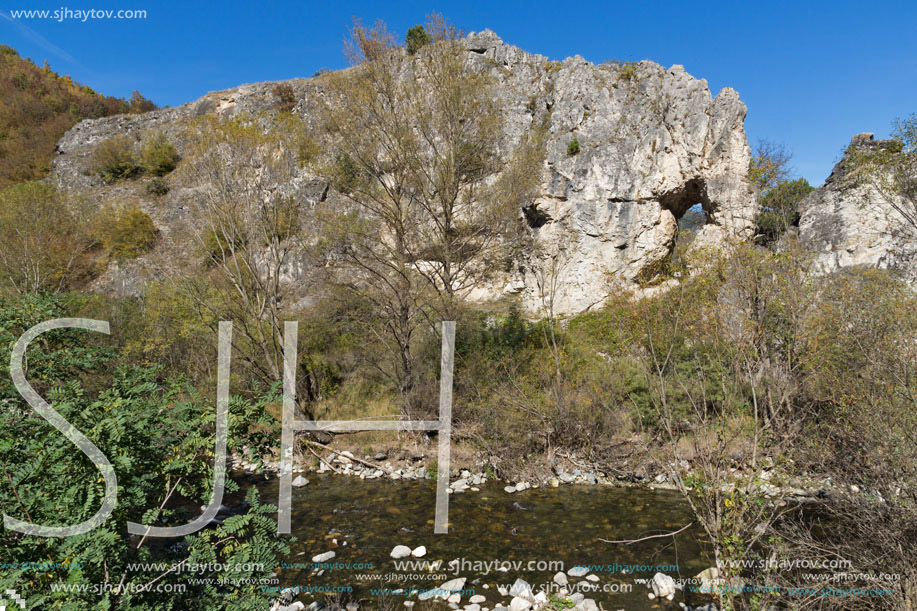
[180,114,320,411]
[316,15,540,413]
[0,182,94,295]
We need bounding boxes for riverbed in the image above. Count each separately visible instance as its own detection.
[234,473,712,610]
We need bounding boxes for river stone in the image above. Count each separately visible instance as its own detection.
[469,596,486,604]
[553,572,568,586]
[581,600,597,611]
[390,545,412,559]
[465,605,481,611]
[695,567,722,593]
[509,598,531,611]
[411,545,427,558]
[585,574,599,582]
[403,603,414,608]
[651,572,676,598]
[447,594,461,604]
[437,577,467,600]
[504,486,516,493]
[569,593,584,604]
[509,578,533,600]
[568,566,588,577]
[311,551,335,563]
[514,482,528,492]
[291,475,309,487]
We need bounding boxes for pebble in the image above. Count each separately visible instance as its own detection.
[568,566,588,577]
[469,596,486,604]
[411,545,426,558]
[311,551,335,563]
[390,545,412,559]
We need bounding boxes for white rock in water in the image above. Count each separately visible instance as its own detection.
[390,545,412,559]
[503,486,516,493]
[567,566,588,577]
[291,476,309,487]
[651,572,676,598]
[514,482,527,492]
[509,597,531,611]
[585,574,599,582]
[509,578,533,600]
[437,577,467,600]
[404,603,415,608]
[447,594,461,604]
[465,605,481,611]
[469,596,486,604]
[311,551,335,563]
[411,545,427,557]
[553,572,568,586]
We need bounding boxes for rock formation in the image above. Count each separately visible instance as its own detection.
[50,30,759,314]
[798,133,917,285]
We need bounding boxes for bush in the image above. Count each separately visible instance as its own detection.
[140,133,180,176]
[567,138,580,156]
[98,207,158,259]
[92,134,140,181]
[146,176,169,196]
[755,177,813,244]
[405,25,432,55]
[272,83,296,113]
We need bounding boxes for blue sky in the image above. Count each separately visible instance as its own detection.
[2,0,914,185]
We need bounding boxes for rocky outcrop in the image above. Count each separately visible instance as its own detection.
[50,30,758,314]
[798,133,917,285]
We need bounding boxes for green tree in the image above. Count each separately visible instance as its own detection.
[405,24,432,54]
[755,177,814,243]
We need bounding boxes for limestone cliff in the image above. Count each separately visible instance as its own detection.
[50,30,758,314]
[798,133,917,285]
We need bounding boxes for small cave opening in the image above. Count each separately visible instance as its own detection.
[523,203,551,229]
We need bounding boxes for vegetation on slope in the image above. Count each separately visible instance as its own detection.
[0,44,154,187]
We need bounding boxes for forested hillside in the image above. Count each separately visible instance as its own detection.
[0,44,153,187]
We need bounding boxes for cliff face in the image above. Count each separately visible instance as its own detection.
[50,30,758,314]
[798,133,917,285]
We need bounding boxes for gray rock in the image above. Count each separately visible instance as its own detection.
[553,571,568,586]
[310,551,335,563]
[651,572,676,599]
[469,596,486,604]
[567,566,589,577]
[799,133,917,286]
[291,475,309,487]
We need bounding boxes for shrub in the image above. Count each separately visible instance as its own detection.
[405,25,432,55]
[98,207,158,259]
[92,135,140,181]
[755,177,813,244]
[567,138,580,156]
[617,61,639,81]
[140,133,180,176]
[272,83,296,113]
[146,176,169,196]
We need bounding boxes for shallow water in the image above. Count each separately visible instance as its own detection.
[235,473,712,610]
